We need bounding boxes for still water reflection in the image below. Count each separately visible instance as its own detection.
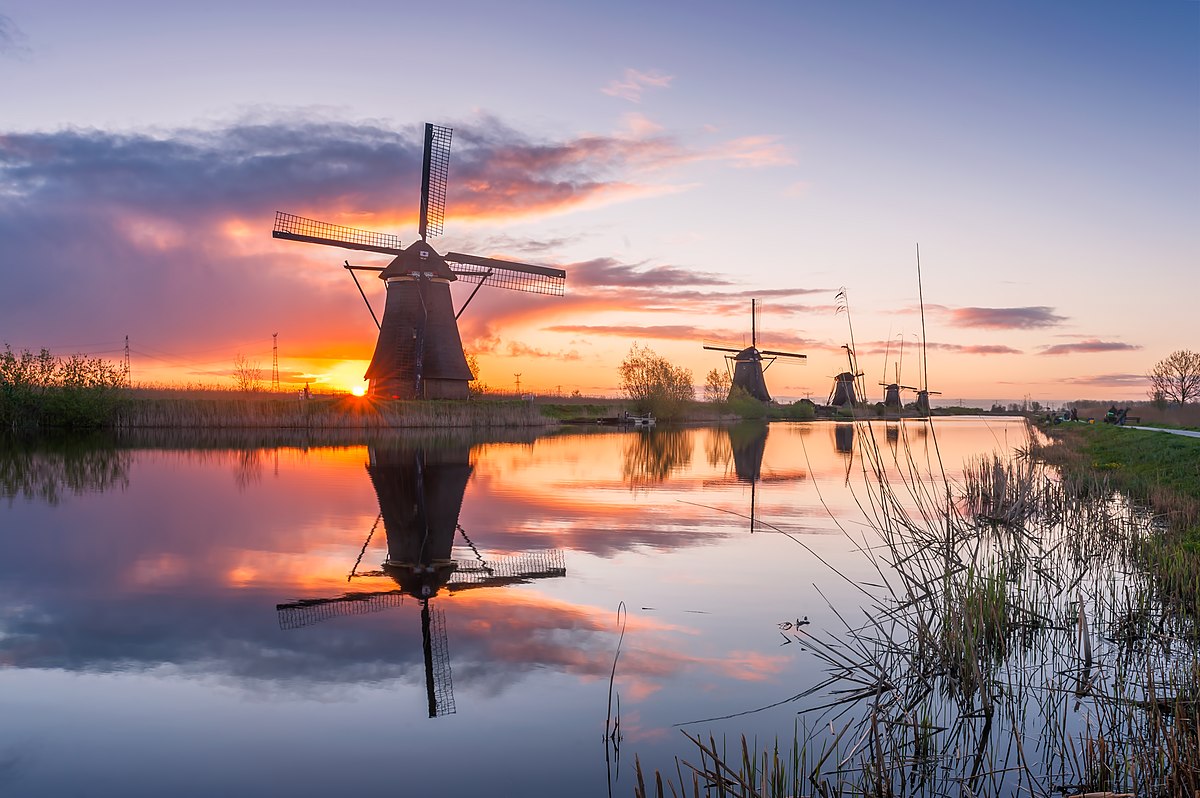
[0,419,1026,797]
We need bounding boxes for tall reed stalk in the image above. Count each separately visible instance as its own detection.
[639,418,1199,797]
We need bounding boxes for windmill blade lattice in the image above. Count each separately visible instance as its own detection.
[272,212,403,256]
[447,252,566,296]
[419,124,453,240]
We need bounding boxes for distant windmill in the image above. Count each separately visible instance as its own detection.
[829,289,867,407]
[828,344,865,407]
[272,123,567,399]
[704,299,806,402]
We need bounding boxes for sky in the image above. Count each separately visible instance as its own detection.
[1,0,1197,404]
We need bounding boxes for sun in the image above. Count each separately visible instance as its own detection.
[351,385,367,397]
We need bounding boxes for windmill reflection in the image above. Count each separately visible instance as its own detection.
[710,422,806,532]
[276,438,566,718]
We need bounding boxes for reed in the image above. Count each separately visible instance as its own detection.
[639,417,1200,797]
[112,395,555,429]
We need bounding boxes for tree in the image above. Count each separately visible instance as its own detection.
[618,343,694,420]
[464,351,489,396]
[704,367,731,404]
[1147,350,1200,405]
[232,353,263,393]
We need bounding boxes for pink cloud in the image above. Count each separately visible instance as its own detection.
[939,306,1067,330]
[601,68,674,102]
[1039,340,1141,356]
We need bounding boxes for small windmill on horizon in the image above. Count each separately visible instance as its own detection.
[704,299,806,402]
[272,123,568,399]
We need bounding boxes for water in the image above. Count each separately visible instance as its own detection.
[0,419,1030,797]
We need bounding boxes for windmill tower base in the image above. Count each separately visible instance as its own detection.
[366,276,473,399]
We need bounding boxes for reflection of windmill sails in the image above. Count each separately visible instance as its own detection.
[729,422,768,532]
[275,439,566,718]
[719,422,806,533]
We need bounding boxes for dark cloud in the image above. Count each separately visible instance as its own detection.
[0,118,706,365]
[940,306,1067,330]
[0,14,30,58]
[543,323,818,353]
[1039,340,1141,356]
[567,257,730,288]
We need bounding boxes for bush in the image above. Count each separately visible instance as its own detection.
[727,386,767,419]
[780,400,816,420]
[0,345,127,429]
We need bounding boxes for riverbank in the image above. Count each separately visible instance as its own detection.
[113,394,554,429]
[1037,421,1200,638]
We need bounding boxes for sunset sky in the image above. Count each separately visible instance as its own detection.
[2,0,1196,403]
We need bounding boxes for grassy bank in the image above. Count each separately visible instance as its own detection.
[634,417,1200,797]
[1038,421,1200,635]
[114,394,555,429]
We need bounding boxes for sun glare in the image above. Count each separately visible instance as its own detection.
[351,385,367,397]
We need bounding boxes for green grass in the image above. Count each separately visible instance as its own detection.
[1042,423,1200,505]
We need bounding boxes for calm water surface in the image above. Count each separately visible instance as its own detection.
[0,418,1027,797]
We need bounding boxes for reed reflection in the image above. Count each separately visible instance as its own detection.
[621,428,693,491]
[0,434,130,505]
[277,437,566,718]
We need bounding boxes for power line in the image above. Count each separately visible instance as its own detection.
[272,333,280,391]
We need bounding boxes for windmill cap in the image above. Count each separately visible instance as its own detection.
[380,240,457,281]
[734,346,764,361]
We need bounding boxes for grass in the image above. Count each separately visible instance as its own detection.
[636,416,1200,797]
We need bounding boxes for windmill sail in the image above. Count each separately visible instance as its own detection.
[446,252,566,296]
[272,212,402,256]
[419,124,453,240]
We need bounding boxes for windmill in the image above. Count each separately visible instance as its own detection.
[272,123,567,399]
[276,438,566,718]
[829,289,867,408]
[828,344,864,407]
[704,299,806,402]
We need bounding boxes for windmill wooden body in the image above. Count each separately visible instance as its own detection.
[272,123,566,399]
[704,300,806,402]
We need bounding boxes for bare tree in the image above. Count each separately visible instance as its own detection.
[1147,350,1200,405]
[232,353,263,393]
[618,343,694,420]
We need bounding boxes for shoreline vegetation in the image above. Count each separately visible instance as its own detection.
[633,418,1199,797]
[4,384,1199,432]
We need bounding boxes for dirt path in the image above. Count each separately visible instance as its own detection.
[1126,425,1200,439]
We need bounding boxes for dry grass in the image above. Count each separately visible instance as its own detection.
[113,395,555,429]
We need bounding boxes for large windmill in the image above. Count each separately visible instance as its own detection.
[272,123,566,399]
[276,438,566,718]
[704,300,806,402]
